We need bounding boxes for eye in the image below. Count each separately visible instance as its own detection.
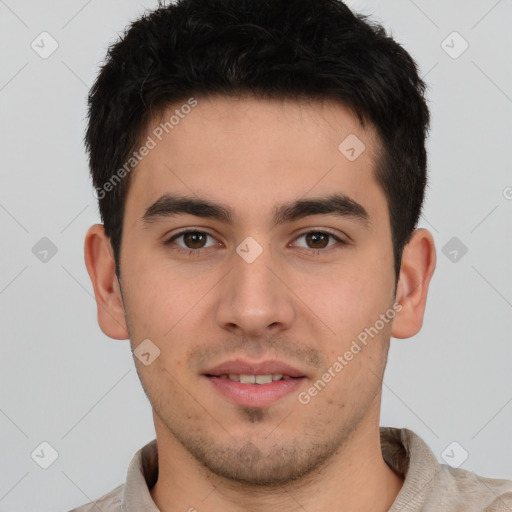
[292,231,344,250]
[166,230,219,251]
[164,229,346,255]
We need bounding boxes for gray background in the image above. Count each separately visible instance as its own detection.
[0,0,511,510]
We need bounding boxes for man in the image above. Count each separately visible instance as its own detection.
[73,0,512,510]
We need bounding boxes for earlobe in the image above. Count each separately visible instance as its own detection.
[84,224,129,340]
[391,228,436,339]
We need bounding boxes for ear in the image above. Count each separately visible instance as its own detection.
[391,228,436,339]
[84,224,129,340]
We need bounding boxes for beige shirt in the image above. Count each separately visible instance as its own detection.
[70,427,512,512]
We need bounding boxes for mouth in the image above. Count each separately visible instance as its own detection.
[203,360,307,407]
[206,373,296,384]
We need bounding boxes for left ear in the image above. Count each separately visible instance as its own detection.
[391,228,436,339]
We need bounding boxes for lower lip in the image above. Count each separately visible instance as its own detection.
[205,376,305,407]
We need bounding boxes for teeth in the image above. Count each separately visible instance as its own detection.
[240,374,256,384]
[255,374,273,384]
[222,374,287,384]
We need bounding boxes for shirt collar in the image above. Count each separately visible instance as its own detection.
[383,427,440,511]
[121,439,160,512]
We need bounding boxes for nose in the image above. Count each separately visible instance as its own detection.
[214,244,296,338]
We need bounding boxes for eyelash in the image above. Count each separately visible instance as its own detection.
[164,229,347,256]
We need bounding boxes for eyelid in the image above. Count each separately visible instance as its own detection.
[291,226,348,241]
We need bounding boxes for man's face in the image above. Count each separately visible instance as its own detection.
[119,96,397,484]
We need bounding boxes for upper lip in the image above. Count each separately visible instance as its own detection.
[204,359,306,378]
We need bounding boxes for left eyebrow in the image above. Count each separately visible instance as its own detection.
[272,193,371,228]
[141,192,371,228]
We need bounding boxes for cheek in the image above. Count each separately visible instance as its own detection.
[306,261,392,323]
[296,261,394,370]
[121,250,196,334]
[139,365,205,425]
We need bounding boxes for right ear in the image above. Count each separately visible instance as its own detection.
[84,224,129,339]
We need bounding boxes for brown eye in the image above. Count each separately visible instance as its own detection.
[292,231,345,251]
[305,232,330,249]
[182,232,208,249]
[167,230,217,251]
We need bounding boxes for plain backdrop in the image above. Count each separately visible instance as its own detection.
[0,0,511,510]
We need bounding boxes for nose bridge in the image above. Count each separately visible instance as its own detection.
[215,239,294,335]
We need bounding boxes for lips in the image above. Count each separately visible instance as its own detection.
[218,374,292,384]
[204,359,306,379]
[203,359,307,407]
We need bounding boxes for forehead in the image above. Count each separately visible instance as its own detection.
[125,95,387,225]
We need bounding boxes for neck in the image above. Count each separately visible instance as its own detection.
[150,410,404,512]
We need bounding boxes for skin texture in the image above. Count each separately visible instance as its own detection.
[85,96,436,511]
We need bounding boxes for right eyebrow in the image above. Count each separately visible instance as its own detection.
[142,194,233,224]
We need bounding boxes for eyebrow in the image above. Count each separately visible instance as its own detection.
[142,192,370,228]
